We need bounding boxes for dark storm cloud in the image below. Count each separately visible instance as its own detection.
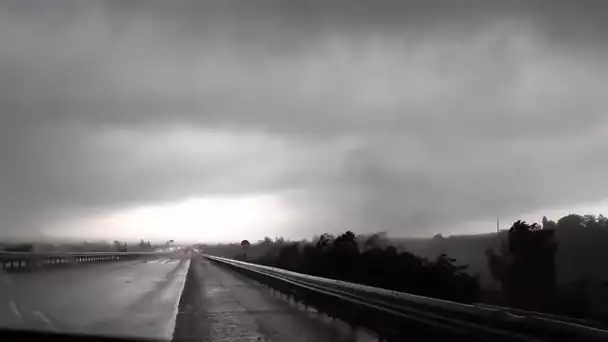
[1,1,608,238]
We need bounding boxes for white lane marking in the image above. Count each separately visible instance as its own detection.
[33,311,60,332]
[9,300,21,319]
[165,259,190,341]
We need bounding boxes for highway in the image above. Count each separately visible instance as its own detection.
[173,255,366,341]
[0,256,189,340]
[0,255,369,341]
[0,254,604,342]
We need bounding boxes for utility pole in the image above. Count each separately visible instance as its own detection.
[497,220,500,233]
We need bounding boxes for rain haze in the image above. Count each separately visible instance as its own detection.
[1,0,608,243]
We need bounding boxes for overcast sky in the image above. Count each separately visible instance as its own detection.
[1,1,608,243]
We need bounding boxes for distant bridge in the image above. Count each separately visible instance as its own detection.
[0,251,174,270]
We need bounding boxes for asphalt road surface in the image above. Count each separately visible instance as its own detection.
[173,255,373,342]
[0,256,189,340]
[0,255,374,341]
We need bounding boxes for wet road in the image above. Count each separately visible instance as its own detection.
[173,256,373,342]
[0,255,374,341]
[0,256,189,340]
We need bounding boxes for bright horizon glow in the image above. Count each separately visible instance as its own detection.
[51,194,296,243]
[48,196,608,243]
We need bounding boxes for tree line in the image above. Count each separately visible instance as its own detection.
[209,213,608,324]
[485,214,608,322]
[242,231,480,303]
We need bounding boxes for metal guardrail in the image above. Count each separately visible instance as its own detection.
[204,254,608,342]
[473,302,606,329]
[0,251,171,270]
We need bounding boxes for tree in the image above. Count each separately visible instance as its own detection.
[542,216,557,230]
[432,233,444,240]
[363,234,380,251]
[277,244,300,270]
[138,239,151,250]
[557,214,585,230]
[252,230,480,303]
[584,214,597,226]
[315,233,333,249]
[598,214,608,228]
[113,241,127,252]
[487,220,557,310]
[363,232,388,251]
[333,231,357,252]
